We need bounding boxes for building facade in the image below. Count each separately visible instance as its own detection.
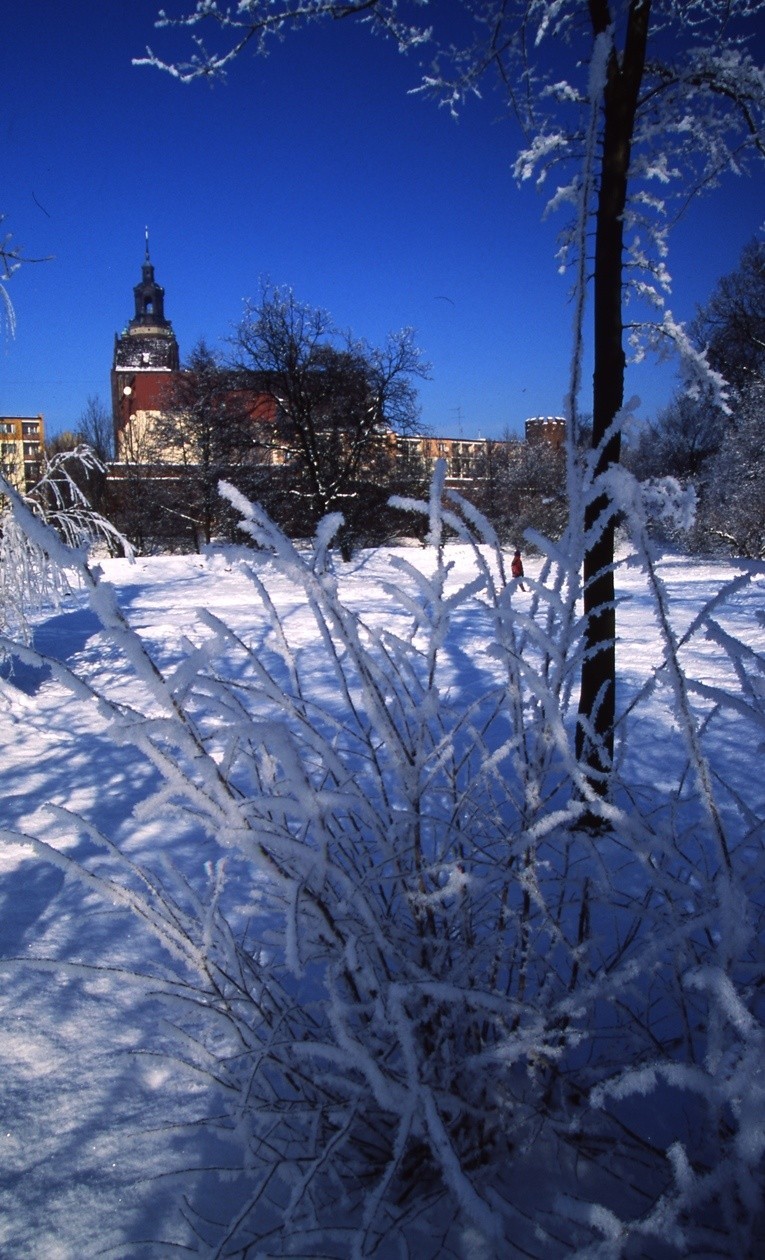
[525,416,566,449]
[0,414,45,491]
[111,242,566,481]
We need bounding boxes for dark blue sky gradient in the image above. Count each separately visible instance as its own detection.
[3,1,764,441]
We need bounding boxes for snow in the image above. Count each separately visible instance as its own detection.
[1,537,763,1257]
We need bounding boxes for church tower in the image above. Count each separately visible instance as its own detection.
[112,233,180,458]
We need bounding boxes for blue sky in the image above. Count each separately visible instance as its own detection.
[3,0,765,442]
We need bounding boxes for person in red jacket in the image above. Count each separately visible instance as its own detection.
[511,548,526,591]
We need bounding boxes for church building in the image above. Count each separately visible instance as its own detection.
[111,239,565,481]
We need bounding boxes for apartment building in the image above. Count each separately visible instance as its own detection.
[0,414,45,491]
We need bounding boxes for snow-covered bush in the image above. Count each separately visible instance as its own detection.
[1,465,763,1256]
[0,446,127,648]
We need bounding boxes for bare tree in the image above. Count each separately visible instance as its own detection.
[77,395,115,464]
[69,397,116,518]
[108,408,171,554]
[631,240,765,552]
[629,392,726,483]
[151,340,266,547]
[140,0,765,793]
[43,405,113,520]
[230,285,428,554]
[471,432,568,545]
[702,380,765,557]
[692,237,765,395]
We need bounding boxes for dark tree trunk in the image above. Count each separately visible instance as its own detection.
[576,1,651,792]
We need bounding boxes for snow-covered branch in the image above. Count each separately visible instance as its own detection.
[4,464,762,1251]
[0,448,129,646]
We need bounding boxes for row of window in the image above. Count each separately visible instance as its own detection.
[0,421,42,436]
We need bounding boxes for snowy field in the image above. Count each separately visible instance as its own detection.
[1,541,763,1257]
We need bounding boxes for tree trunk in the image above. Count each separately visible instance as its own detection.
[576,1,651,792]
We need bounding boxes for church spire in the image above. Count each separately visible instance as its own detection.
[113,236,180,374]
[132,231,169,328]
[112,234,181,457]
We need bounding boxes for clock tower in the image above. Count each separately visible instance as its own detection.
[112,233,180,458]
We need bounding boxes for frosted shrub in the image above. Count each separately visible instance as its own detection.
[0,447,126,648]
[1,467,763,1257]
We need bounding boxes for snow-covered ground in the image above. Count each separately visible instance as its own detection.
[1,543,763,1257]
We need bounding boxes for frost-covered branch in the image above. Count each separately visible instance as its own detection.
[5,464,762,1252]
[0,447,129,646]
[137,0,765,789]
[137,0,431,82]
[0,214,53,338]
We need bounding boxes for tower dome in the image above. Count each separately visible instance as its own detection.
[113,231,180,373]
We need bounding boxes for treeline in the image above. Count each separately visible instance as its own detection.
[69,288,434,557]
[628,238,765,558]
[138,287,435,556]
[57,242,764,560]
[56,286,570,557]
